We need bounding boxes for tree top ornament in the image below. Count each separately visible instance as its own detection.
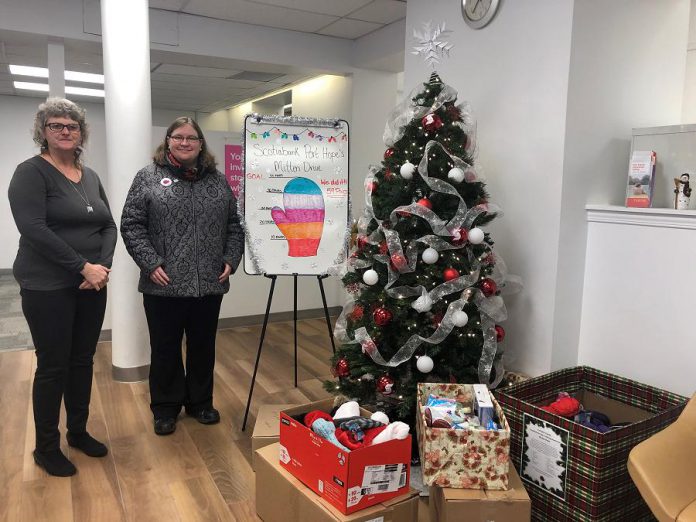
[411,22,454,69]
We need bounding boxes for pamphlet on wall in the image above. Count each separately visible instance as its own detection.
[625,150,656,208]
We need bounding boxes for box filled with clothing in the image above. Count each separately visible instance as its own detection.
[278,398,412,515]
[495,366,688,521]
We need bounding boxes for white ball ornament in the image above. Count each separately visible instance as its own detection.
[447,167,465,183]
[468,227,485,245]
[400,161,415,180]
[416,355,434,373]
[362,269,379,286]
[421,247,439,265]
[452,310,469,327]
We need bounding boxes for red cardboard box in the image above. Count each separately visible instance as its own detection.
[279,399,412,515]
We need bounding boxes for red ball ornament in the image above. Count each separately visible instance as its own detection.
[417,198,432,209]
[432,312,444,327]
[421,113,444,132]
[384,148,396,159]
[451,227,468,246]
[480,278,497,297]
[357,235,368,251]
[384,169,394,180]
[367,181,377,193]
[379,241,389,255]
[495,325,505,343]
[350,305,364,321]
[443,268,460,282]
[389,254,407,271]
[373,307,393,326]
[334,358,350,378]
[376,375,395,395]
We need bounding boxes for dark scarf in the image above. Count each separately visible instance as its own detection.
[166,151,200,181]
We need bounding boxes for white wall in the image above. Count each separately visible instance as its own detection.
[553,0,689,371]
[580,212,696,398]
[404,0,574,377]
[349,69,401,220]
[683,0,696,122]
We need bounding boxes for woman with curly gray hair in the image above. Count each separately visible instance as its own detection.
[8,97,116,476]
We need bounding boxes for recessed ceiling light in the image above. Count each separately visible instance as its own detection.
[13,81,49,92]
[14,81,105,98]
[65,71,104,84]
[9,65,48,78]
[10,64,104,84]
[65,86,104,97]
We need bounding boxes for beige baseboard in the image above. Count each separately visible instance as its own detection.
[98,306,341,343]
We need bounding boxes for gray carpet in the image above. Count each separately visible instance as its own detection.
[0,273,32,352]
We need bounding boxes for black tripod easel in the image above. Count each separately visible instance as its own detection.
[241,273,336,431]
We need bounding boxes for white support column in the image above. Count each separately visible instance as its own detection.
[47,37,65,98]
[101,0,152,382]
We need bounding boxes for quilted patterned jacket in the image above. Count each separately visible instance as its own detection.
[121,162,244,297]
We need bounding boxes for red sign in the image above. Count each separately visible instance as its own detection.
[224,144,243,199]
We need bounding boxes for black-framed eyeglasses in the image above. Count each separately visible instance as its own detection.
[45,123,81,133]
[168,135,202,143]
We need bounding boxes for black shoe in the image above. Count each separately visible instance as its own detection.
[33,449,77,477]
[187,407,220,425]
[154,417,177,436]
[67,432,108,457]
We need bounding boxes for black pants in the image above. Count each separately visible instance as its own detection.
[21,287,107,452]
[143,294,223,419]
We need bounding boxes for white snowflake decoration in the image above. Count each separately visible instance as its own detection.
[412,22,453,68]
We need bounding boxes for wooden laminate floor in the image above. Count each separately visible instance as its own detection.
[0,317,385,522]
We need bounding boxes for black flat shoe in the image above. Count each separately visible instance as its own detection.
[154,417,177,435]
[33,449,77,477]
[187,407,220,425]
[67,432,108,457]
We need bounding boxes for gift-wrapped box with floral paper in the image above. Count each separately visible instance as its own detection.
[416,383,511,490]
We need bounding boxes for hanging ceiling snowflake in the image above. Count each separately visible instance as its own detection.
[412,21,453,68]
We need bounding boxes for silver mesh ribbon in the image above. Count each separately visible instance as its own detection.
[383,84,459,147]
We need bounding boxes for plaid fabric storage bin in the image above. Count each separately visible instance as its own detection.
[495,366,688,521]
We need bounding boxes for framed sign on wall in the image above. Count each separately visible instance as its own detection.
[242,115,350,275]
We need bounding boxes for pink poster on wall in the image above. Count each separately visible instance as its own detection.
[224,144,243,200]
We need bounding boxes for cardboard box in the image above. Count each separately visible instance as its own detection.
[252,404,296,470]
[416,383,511,490]
[255,443,419,522]
[496,366,689,521]
[279,399,412,515]
[429,464,531,522]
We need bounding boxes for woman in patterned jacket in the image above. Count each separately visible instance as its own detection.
[121,117,244,436]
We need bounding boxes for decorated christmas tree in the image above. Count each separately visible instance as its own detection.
[324,24,520,426]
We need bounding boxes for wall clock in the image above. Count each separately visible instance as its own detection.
[461,0,500,29]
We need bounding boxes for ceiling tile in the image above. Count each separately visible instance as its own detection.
[149,0,189,10]
[317,18,381,39]
[183,0,339,33]
[348,0,406,24]
[247,0,372,17]
[155,63,242,78]
[151,73,259,89]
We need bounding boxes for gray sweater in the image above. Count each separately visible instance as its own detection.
[8,156,117,290]
[120,162,244,297]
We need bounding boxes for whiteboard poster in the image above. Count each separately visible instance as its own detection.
[242,115,349,275]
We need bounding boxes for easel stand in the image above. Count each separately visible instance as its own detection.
[241,273,336,431]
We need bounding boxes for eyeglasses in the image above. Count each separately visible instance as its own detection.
[45,122,81,133]
[169,135,201,143]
